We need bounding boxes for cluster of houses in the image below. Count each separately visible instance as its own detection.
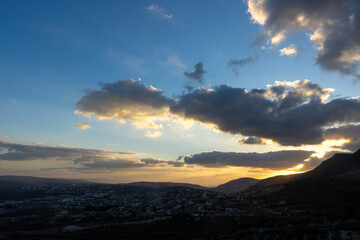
[0,183,253,224]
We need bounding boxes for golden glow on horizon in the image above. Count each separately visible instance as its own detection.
[295,163,304,169]
[273,169,303,176]
[311,151,326,158]
[322,139,349,147]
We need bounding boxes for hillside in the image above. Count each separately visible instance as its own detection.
[0,175,89,187]
[250,149,360,189]
[246,149,360,207]
[211,178,259,193]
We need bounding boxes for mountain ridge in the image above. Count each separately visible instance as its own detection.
[1,149,359,194]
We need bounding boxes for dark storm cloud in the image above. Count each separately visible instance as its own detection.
[184,150,313,170]
[184,62,205,83]
[228,56,256,75]
[247,0,360,78]
[171,80,360,146]
[238,137,267,145]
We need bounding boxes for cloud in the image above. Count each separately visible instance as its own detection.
[147,4,173,20]
[140,158,184,167]
[162,55,186,69]
[82,159,145,169]
[184,62,205,83]
[323,124,360,151]
[0,140,134,162]
[76,123,91,130]
[279,44,297,56]
[0,140,183,170]
[228,56,257,75]
[171,80,360,146]
[145,131,162,138]
[184,150,314,170]
[75,79,360,146]
[121,55,146,73]
[75,79,174,129]
[238,137,267,145]
[247,0,360,78]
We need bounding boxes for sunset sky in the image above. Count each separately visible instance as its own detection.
[1,0,360,186]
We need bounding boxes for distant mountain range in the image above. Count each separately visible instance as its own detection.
[0,175,259,193]
[1,149,359,196]
[0,175,90,188]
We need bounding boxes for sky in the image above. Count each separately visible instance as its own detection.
[1,0,360,186]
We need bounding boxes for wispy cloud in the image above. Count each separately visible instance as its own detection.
[238,137,267,145]
[279,44,298,56]
[0,140,134,162]
[122,55,146,72]
[0,140,182,170]
[147,4,173,20]
[76,123,91,130]
[162,55,186,69]
[145,131,162,138]
[106,48,147,74]
[184,62,205,83]
[228,56,257,75]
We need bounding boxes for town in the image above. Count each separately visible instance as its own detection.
[1,181,359,239]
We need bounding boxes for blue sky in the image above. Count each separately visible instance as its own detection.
[1,0,360,186]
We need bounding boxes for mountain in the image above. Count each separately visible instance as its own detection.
[246,149,360,207]
[0,175,91,201]
[248,149,360,191]
[0,175,90,188]
[211,178,259,193]
[303,149,360,179]
[246,174,301,191]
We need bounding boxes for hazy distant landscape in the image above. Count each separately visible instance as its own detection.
[1,150,359,239]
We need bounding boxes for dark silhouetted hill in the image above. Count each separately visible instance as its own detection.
[211,178,259,193]
[0,175,89,187]
[303,149,360,179]
[246,149,360,207]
